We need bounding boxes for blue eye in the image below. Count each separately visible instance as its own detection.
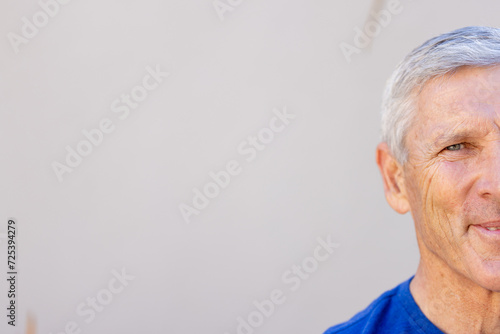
[445,143,464,151]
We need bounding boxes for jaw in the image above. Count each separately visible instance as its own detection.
[417,229,500,293]
[460,240,500,292]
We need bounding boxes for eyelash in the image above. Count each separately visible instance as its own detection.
[445,143,465,151]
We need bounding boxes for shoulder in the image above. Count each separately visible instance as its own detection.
[323,279,412,334]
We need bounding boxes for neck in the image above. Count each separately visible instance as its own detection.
[410,248,500,333]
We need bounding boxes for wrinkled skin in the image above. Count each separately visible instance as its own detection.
[377,65,500,333]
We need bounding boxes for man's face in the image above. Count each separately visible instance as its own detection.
[403,65,500,290]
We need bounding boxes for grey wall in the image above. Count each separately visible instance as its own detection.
[0,0,496,333]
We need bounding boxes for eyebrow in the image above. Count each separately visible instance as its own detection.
[424,111,495,150]
[431,130,477,149]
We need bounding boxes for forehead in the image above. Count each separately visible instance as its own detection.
[418,66,500,116]
[410,66,500,146]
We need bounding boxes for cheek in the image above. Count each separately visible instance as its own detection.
[410,161,472,239]
[429,162,470,214]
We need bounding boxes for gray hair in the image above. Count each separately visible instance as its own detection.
[381,26,500,164]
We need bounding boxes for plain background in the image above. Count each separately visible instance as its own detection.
[0,0,497,333]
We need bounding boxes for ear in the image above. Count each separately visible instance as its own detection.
[376,142,410,214]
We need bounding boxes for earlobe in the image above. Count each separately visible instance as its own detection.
[376,142,410,214]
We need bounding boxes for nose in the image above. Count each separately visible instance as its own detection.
[477,141,500,200]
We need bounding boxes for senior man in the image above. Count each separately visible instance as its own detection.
[325,26,500,333]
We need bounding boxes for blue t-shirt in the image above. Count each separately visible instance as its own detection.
[323,277,444,334]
